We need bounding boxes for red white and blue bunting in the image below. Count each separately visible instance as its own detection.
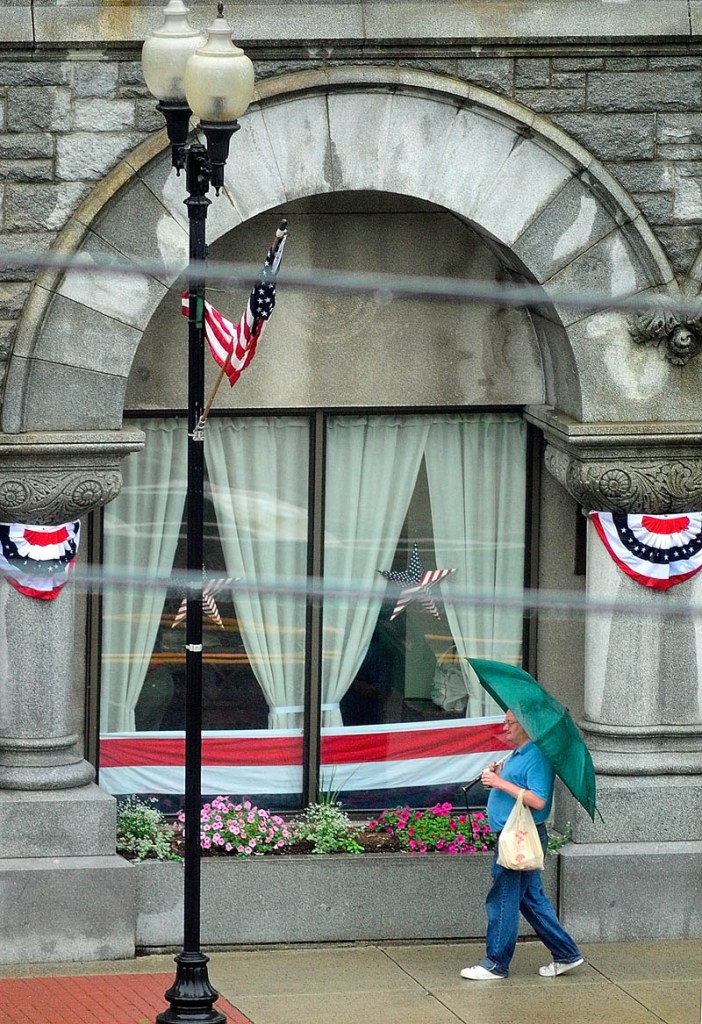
[99,717,509,797]
[0,521,80,600]
[590,512,702,591]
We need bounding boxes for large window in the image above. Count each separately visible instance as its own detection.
[98,410,528,810]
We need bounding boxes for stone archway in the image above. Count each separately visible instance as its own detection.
[3,66,684,437]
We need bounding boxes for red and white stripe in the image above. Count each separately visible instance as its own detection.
[181,294,260,387]
[99,717,508,797]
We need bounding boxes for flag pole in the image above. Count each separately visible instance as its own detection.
[197,218,288,431]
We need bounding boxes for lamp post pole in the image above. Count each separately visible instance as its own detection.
[142,4,254,1021]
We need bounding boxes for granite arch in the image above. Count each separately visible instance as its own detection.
[3,66,684,434]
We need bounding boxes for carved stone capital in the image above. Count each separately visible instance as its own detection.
[629,305,702,366]
[526,406,702,513]
[0,429,144,523]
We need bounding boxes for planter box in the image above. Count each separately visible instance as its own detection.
[134,852,558,948]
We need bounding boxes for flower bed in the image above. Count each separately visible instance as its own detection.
[120,796,560,948]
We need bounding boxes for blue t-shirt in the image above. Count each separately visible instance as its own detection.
[486,741,554,832]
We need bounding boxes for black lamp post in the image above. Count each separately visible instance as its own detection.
[142,4,255,1021]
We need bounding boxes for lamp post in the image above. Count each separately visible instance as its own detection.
[142,4,254,1021]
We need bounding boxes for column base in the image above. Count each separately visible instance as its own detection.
[0,784,116,858]
[555,773,702,843]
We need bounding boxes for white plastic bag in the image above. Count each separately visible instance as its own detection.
[496,788,544,871]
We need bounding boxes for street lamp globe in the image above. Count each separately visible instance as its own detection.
[141,0,205,103]
[183,3,255,122]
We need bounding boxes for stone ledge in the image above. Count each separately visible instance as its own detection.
[134,853,558,948]
[26,3,693,48]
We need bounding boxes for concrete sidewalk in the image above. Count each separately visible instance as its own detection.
[0,939,699,1024]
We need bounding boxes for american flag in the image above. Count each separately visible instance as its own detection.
[379,544,456,620]
[181,220,287,387]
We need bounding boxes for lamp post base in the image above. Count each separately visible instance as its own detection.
[157,951,226,1023]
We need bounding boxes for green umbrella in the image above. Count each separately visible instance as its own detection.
[469,657,598,821]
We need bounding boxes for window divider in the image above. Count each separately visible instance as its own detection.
[302,410,326,806]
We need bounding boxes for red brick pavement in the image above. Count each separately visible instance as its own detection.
[0,973,252,1024]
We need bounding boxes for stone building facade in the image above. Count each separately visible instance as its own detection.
[1,1,702,961]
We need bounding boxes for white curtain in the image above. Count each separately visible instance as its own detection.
[424,413,526,716]
[101,418,187,731]
[321,415,430,727]
[205,417,309,729]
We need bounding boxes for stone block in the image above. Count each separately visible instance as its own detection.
[513,176,618,282]
[4,355,127,431]
[72,98,135,132]
[0,159,53,183]
[0,132,53,159]
[655,226,702,276]
[0,231,53,282]
[658,112,702,145]
[135,854,559,948]
[6,86,71,131]
[56,131,144,182]
[514,87,585,113]
[612,161,674,194]
[0,855,134,964]
[632,191,674,225]
[552,114,655,161]
[0,786,116,859]
[556,777,702,845]
[71,61,119,98]
[0,282,31,319]
[587,72,701,112]
[515,58,550,88]
[455,58,514,96]
[3,182,90,231]
[0,62,68,87]
[674,173,702,223]
[559,842,702,942]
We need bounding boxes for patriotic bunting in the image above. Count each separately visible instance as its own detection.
[99,716,508,797]
[590,511,702,590]
[181,221,287,388]
[379,544,456,620]
[0,521,80,600]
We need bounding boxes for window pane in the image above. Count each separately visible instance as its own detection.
[99,416,308,812]
[321,412,526,810]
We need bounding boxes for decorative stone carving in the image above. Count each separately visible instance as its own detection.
[629,308,702,366]
[545,448,702,513]
[0,429,143,523]
[528,405,702,513]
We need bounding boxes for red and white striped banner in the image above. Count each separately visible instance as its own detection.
[99,717,508,796]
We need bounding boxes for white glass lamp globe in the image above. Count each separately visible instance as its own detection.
[183,7,255,122]
[141,0,205,103]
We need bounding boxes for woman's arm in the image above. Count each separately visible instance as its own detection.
[480,769,546,811]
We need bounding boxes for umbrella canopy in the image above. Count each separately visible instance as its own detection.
[469,658,597,821]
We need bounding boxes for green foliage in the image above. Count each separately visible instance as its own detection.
[547,822,573,855]
[292,801,364,854]
[116,797,181,863]
[370,803,495,854]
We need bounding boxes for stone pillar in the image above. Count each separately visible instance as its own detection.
[0,429,142,963]
[527,406,702,941]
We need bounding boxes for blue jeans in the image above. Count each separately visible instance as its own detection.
[478,824,581,977]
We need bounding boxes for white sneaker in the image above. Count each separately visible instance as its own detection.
[539,957,584,977]
[460,965,506,980]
